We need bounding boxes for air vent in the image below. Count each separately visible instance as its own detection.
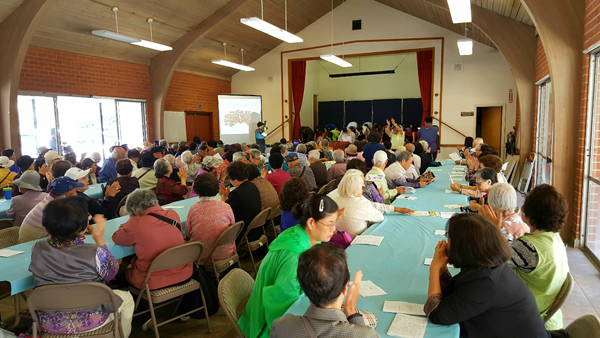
[352,20,361,30]
[267,76,273,83]
[454,62,463,72]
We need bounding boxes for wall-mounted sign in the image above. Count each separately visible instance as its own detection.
[196,104,202,109]
[461,111,474,117]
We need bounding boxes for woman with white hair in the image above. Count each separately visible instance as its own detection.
[153,158,188,205]
[479,183,529,242]
[330,169,413,238]
[180,150,202,182]
[163,154,181,182]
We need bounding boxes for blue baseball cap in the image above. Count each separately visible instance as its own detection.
[49,176,84,195]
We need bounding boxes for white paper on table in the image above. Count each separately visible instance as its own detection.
[0,249,24,257]
[449,152,461,161]
[352,235,384,246]
[435,230,447,236]
[442,204,464,209]
[445,189,459,194]
[411,211,431,217]
[163,206,185,209]
[404,187,416,194]
[396,195,417,200]
[449,174,454,184]
[87,186,97,189]
[453,167,467,171]
[387,313,428,338]
[441,212,457,219]
[424,258,433,265]
[383,301,426,316]
[357,280,387,297]
[428,168,442,172]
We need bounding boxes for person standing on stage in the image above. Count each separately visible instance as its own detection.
[255,122,267,153]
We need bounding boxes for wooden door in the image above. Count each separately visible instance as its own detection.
[185,112,213,142]
[480,107,502,150]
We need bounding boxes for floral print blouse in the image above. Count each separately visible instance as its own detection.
[37,237,119,334]
[186,197,236,264]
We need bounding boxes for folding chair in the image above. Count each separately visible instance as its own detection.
[217,269,255,338]
[265,205,282,238]
[114,193,130,218]
[544,272,573,323]
[0,226,27,330]
[0,219,14,230]
[566,314,600,338]
[27,282,124,338]
[203,221,244,283]
[238,208,271,276]
[130,242,210,338]
[317,180,336,195]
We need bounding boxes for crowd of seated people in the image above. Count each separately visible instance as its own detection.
[0,127,579,338]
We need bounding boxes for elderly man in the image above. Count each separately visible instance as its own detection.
[327,149,347,188]
[271,244,378,338]
[37,146,50,160]
[7,171,48,227]
[43,150,63,165]
[286,153,317,191]
[385,118,405,150]
[18,176,83,243]
[180,151,202,182]
[404,142,421,174]
[296,144,308,166]
[98,147,126,183]
[308,149,328,189]
[367,150,405,204]
[385,151,428,189]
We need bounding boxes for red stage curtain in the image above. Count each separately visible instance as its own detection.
[416,50,433,127]
[291,60,306,140]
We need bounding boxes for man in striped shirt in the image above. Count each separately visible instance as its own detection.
[18,176,83,244]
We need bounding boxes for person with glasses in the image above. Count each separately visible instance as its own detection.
[238,195,341,338]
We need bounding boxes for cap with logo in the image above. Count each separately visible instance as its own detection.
[49,176,84,195]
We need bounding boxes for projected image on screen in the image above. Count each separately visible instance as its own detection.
[218,94,262,144]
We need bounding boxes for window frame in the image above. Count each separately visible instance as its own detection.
[534,76,553,187]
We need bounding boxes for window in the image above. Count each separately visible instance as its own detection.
[534,78,552,186]
[17,94,146,161]
[583,51,600,263]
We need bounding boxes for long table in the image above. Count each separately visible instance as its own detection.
[285,160,467,337]
[0,196,201,296]
[0,183,105,220]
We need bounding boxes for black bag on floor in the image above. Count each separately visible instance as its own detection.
[179,265,220,319]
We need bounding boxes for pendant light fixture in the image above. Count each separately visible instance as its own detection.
[320,0,352,68]
[92,7,172,51]
[457,24,473,56]
[241,0,303,43]
[211,43,255,71]
[447,0,472,24]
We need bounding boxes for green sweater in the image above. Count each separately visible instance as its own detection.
[514,231,569,330]
[238,225,312,338]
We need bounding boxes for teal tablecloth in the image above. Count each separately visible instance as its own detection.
[0,184,105,220]
[0,196,201,296]
[285,160,466,337]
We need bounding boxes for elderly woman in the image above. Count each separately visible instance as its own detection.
[112,189,193,291]
[329,169,413,238]
[467,168,498,212]
[133,152,157,190]
[189,154,224,198]
[451,155,504,195]
[180,150,202,182]
[153,158,188,205]
[479,183,529,242]
[163,154,181,182]
[186,174,236,264]
[296,144,308,166]
[79,157,98,183]
[500,184,569,330]
[247,163,279,213]
[279,178,310,232]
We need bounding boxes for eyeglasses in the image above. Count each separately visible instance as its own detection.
[317,220,337,230]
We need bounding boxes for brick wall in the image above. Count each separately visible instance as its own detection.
[18,46,231,142]
[164,71,231,141]
[535,37,549,82]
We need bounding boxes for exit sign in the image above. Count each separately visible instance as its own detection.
[196,104,202,109]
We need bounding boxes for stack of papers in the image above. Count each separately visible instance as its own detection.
[352,235,384,246]
[357,280,387,297]
[440,212,457,219]
[411,211,440,217]
[0,249,24,257]
[449,152,461,161]
[387,313,428,338]
[428,168,442,172]
[442,204,465,209]
[383,301,425,316]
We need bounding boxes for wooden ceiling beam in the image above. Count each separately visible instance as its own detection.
[423,0,536,181]
[149,0,250,140]
[0,0,52,153]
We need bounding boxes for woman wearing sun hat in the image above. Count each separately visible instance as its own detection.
[7,170,48,226]
[0,156,17,190]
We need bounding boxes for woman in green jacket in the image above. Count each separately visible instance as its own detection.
[238,195,340,338]
[506,184,569,330]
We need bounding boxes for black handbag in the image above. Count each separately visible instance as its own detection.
[179,264,220,319]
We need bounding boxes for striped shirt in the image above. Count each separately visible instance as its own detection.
[508,237,539,274]
[18,194,54,244]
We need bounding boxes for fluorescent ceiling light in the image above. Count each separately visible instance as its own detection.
[320,54,352,68]
[211,60,255,72]
[132,40,172,51]
[457,39,473,55]
[91,30,172,51]
[447,0,472,23]
[240,17,303,43]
